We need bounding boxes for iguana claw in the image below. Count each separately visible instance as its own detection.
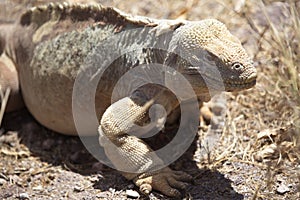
[133,167,192,197]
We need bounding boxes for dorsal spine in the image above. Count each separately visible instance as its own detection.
[19,2,155,28]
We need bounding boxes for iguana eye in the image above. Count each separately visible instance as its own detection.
[232,62,244,71]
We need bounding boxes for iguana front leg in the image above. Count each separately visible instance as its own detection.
[0,56,23,112]
[98,96,192,197]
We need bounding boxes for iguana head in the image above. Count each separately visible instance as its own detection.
[177,19,257,93]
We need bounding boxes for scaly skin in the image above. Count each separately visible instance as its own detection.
[0,3,257,197]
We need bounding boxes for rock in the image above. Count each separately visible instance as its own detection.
[32,185,43,191]
[74,185,84,192]
[96,193,109,198]
[126,189,140,199]
[108,188,115,193]
[19,192,29,200]
[88,176,99,183]
[0,178,6,185]
[276,183,290,195]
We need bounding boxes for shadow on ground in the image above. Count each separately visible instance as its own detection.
[1,109,243,200]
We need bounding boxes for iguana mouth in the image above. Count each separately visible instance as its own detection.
[192,72,257,92]
[224,79,256,91]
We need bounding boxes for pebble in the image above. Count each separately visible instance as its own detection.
[32,185,43,191]
[0,178,6,186]
[74,185,84,192]
[88,176,99,183]
[276,184,290,194]
[96,193,109,198]
[126,189,140,199]
[19,192,29,200]
[108,188,115,193]
[242,135,250,142]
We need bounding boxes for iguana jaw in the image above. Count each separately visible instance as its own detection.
[185,71,256,94]
[223,77,256,92]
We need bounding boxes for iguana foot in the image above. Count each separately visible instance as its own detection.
[199,102,213,131]
[133,167,192,197]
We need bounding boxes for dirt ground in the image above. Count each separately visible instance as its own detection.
[0,0,299,199]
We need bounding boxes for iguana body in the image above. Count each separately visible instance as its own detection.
[0,3,257,197]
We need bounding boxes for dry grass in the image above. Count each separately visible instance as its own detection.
[247,0,300,164]
[202,0,300,198]
[257,0,300,134]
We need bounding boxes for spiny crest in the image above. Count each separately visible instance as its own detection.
[19,2,156,29]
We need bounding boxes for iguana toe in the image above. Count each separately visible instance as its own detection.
[134,167,192,197]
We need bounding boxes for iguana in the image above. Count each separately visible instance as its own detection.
[0,2,257,197]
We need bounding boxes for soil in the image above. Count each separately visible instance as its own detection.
[0,0,299,200]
